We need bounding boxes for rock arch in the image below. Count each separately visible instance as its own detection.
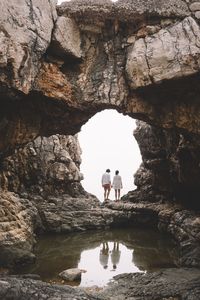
[1,0,200,156]
[1,0,200,276]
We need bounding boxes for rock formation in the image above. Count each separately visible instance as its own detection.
[1,134,83,197]
[124,121,200,208]
[2,0,200,154]
[2,0,200,298]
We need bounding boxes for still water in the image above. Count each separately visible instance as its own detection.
[14,228,179,287]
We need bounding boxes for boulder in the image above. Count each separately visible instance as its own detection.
[51,16,82,59]
[59,268,84,281]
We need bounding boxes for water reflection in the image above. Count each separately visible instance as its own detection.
[99,242,109,269]
[13,228,179,287]
[111,242,121,270]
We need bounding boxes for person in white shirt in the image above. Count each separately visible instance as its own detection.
[101,169,111,200]
[112,170,123,201]
[111,241,121,270]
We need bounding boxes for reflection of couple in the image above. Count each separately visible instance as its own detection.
[99,242,121,270]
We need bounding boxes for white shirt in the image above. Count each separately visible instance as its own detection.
[112,175,123,189]
[102,172,111,185]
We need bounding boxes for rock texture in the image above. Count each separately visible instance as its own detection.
[125,120,200,208]
[0,275,97,300]
[51,16,82,59]
[1,134,83,196]
[126,17,200,88]
[59,268,83,281]
[2,1,200,299]
[0,192,37,267]
[0,0,57,94]
[0,268,200,299]
[3,0,200,155]
[99,268,200,300]
[0,133,89,265]
[58,0,190,21]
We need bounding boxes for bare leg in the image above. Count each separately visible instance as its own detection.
[118,189,121,200]
[116,242,119,250]
[104,188,106,200]
[107,187,111,200]
[115,190,117,201]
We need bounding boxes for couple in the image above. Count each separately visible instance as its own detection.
[99,241,121,270]
[101,169,123,201]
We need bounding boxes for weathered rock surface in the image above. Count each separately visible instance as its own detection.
[0,133,87,265]
[1,268,200,299]
[99,268,200,300]
[51,16,82,59]
[126,120,200,208]
[0,0,57,94]
[126,17,200,88]
[59,268,83,281]
[0,275,97,300]
[2,0,200,156]
[2,1,200,299]
[104,200,200,267]
[35,195,103,233]
[1,134,83,196]
[0,192,38,267]
[58,0,190,21]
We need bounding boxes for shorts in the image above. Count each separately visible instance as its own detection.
[103,184,111,189]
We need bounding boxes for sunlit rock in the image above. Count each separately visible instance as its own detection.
[126,17,200,88]
[0,0,57,94]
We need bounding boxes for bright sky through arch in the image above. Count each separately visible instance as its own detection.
[78,110,142,201]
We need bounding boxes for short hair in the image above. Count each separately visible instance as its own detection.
[104,265,108,269]
[106,169,110,173]
[115,170,119,175]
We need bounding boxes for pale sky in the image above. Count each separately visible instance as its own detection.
[78,110,141,201]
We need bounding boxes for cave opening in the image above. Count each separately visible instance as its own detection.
[78,109,142,201]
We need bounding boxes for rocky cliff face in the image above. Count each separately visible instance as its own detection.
[0,134,83,197]
[2,1,200,296]
[124,121,200,209]
[2,0,200,204]
[0,133,90,266]
[2,0,200,154]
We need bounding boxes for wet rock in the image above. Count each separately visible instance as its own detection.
[59,268,83,281]
[0,276,95,300]
[99,268,200,300]
[0,268,200,299]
